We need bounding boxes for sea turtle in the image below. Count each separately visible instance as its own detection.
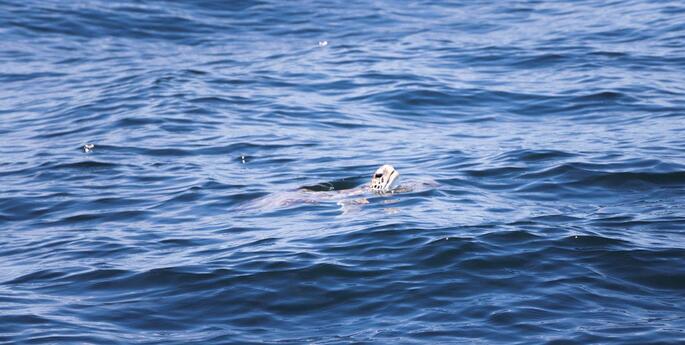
[242,164,434,214]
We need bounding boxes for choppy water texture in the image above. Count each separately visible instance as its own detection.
[2,1,685,344]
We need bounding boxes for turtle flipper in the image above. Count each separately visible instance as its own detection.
[337,198,368,215]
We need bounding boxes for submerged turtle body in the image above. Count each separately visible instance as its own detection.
[243,165,434,214]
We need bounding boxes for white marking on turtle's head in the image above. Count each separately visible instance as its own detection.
[370,164,399,192]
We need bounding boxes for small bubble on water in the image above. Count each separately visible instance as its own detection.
[83,143,95,153]
[318,40,328,47]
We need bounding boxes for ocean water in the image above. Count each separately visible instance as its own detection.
[1,0,685,343]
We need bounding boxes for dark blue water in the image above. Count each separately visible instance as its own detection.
[2,1,685,343]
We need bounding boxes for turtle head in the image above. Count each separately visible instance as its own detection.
[370,164,400,192]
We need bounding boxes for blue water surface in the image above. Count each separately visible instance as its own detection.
[1,0,685,343]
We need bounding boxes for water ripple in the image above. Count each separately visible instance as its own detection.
[1,0,685,343]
